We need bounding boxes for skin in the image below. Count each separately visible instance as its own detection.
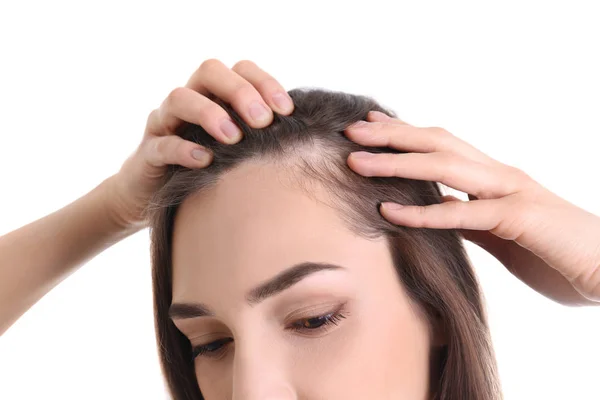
[0,59,295,336]
[170,161,441,399]
[1,57,598,397]
[110,57,600,306]
[346,112,600,304]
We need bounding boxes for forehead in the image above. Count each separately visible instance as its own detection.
[170,161,389,304]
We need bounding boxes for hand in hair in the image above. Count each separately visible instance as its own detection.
[106,59,294,230]
[345,111,600,306]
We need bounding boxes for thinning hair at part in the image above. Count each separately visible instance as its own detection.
[145,88,503,400]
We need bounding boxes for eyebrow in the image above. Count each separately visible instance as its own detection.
[168,262,344,320]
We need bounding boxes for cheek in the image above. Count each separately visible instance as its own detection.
[377,302,432,397]
[291,301,432,399]
[191,310,431,400]
[195,360,232,399]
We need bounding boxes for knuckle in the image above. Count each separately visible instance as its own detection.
[369,121,385,134]
[510,189,535,211]
[141,137,162,163]
[428,126,453,138]
[374,121,392,131]
[231,82,258,101]
[155,136,182,160]
[450,202,468,228]
[199,58,225,73]
[429,126,447,135]
[410,206,430,227]
[173,140,187,158]
[256,77,280,93]
[146,109,158,125]
[507,165,537,189]
[163,119,180,135]
[152,137,167,155]
[373,121,397,139]
[415,205,429,217]
[232,59,258,73]
[198,101,222,120]
[165,87,187,106]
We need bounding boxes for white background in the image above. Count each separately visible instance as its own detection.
[1,1,599,399]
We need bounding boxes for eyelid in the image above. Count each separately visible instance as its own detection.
[192,302,350,361]
[192,337,232,360]
[282,301,346,325]
[189,331,232,360]
[285,302,349,335]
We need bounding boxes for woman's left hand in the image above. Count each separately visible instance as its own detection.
[345,111,600,306]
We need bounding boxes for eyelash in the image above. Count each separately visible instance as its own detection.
[191,307,348,360]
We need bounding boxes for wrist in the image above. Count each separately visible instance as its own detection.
[99,175,148,235]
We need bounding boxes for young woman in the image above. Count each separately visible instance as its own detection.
[1,59,599,399]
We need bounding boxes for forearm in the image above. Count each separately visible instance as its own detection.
[0,175,143,335]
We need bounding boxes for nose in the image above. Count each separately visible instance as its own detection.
[231,334,297,400]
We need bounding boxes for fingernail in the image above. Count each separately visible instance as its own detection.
[249,101,271,123]
[349,120,369,130]
[382,202,404,210]
[220,118,242,142]
[191,148,211,162]
[351,151,375,159]
[369,110,390,120]
[272,92,293,112]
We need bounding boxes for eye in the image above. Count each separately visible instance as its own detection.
[287,306,348,334]
[191,305,349,360]
[191,337,233,360]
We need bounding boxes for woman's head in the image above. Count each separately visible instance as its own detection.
[146,88,502,399]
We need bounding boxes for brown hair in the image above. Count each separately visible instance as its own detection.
[146,88,503,399]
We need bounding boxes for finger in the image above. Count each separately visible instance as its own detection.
[379,197,506,231]
[438,196,501,246]
[345,120,495,165]
[439,195,509,248]
[186,59,274,128]
[367,110,410,125]
[147,87,243,145]
[441,194,463,203]
[144,135,213,169]
[231,60,294,116]
[458,228,509,252]
[348,151,524,199]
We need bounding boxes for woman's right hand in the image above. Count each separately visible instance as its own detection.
[106,59,295,231]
